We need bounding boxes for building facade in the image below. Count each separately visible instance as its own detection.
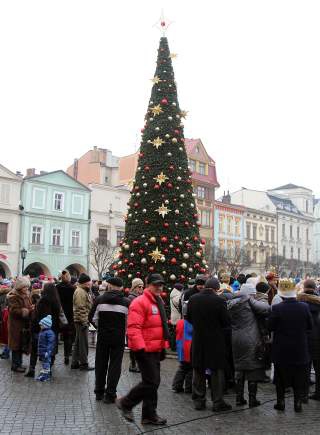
[118,138,220,250]
[314,199,320,264]
[89,183,130,278]
[20,170,90,277]
[0,165,22,277]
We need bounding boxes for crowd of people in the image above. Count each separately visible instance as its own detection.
[1,269,320,425]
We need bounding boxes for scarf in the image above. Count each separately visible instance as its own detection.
[155,295,170,341]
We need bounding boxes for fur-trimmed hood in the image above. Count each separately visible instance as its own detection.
[297,292,320,305]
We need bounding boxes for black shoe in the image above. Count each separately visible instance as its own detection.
[115,398,135,422]
[172,388,184,393]
[194,401,206,410]
[184,389,192,394]
[103,395,116,404]
[96,393,104,401]
[262,375,271,383]
[141,415,167,426]
[236,397,247,406]
[71,363,80,369]
[64,357,70,365]
[274,400,285,411]
[301,396,309,404]
[294,401,302,413]
[79,364,94,371]
[129,366,140,373]
[310,393,320,401]
[249,398,261,408]
[11,366,26,373]
[212,401,232,412]
[24,370,35,378]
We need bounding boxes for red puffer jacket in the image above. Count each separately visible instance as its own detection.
[127,289,168,352]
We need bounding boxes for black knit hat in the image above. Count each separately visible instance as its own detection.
[78,273,91,284]
[256,282,270,294]
[205,277,220,291]
[107,277,123,287]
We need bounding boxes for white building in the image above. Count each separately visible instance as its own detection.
[314,199,320,264]
[89,183,130,278]
[0,164,22,277]
[231,185,315,276]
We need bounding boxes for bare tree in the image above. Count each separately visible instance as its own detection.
[90,238,118,279]
[208,247,252,276]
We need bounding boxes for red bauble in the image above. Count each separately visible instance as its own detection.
[167,182,173,188]
[133,240,139,245]
[201,238,206,245]
[169,165,174,171]
[163,248,169,254]
[193,214,198,219]
[184,221,190,227]
[139,152,144,157]
[136,272,141,277]
[144,220,149,225]
[124,259,129,264]
[149,266,155,272]
[175,247,181,254]
[129,262,134,267]
[112,264,118,270]
[161,292,167,298]
[194,263,200,269]
[200,268,206,273]
[138,249,144,255]
[174,235,179,241]
[161,98,168,105]
[161,236,168,243]
[134,186,139,191]
[197,223,201,227]
[186,243,191,249]
[154,184,160,190]
[140,128,144,133]
[144,165,150,171]
[118,252,123,257]
[174,129,180,135]
[194,236,199,241]
[170,258,177,264]
[134,202,139,208]
[180,275,185,281]
[163,222,169,228]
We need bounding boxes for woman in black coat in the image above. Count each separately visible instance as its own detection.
[268,281,312,412]
[297,279,320,401]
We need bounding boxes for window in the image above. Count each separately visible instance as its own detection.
[253,251,257,263]
[72,194,83,215]
[297,226,300,240]
[227,216,233,235]
[198,162,206,175]
[306,228,309,241]
[0,184,10,204]
[307,249,310,263]
[290,246,294,259]
[32,188,45,209]
[53,192,64,211]
[271,228,275,243]
[290,225,293,238]
[282,223,286,237]
[265,227,269,242]
[235,218,240,236]
[246,222,251,239]
[283,246,286,259]
[0,223,8,243]
[197,186,205,199]
[201,210,211,227]
[219,215,225,233]
[52,228,62,246]
[306,200,309,213]
[116,230,125,245]
[71,230,81,248]
[298,248,301,260]
[31,226,42,245]
[195,145,200,153]
[98,228,108,246]
[189,159,196,172]
[252,224,257,240]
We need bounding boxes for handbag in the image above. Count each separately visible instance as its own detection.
[59,308,68,328]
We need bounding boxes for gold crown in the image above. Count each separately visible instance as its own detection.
[279,279,296,292]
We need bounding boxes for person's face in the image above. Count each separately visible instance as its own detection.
[136,285,144,295]
[83,280,92,290]
[197,284,205,291]
[149,283,163,295]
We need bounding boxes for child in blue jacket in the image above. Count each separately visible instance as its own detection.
[37,315,56,382]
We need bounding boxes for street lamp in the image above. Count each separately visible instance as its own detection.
[259,241,265,272]
[20,248,27,275]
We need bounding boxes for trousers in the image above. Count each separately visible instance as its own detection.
[122,352,161,419]
[172,362,193,392]
[29,333,39,370]
[192,368,225,407]
[11,350,23,369]
[71,324,88,366]
[94,334,125,398]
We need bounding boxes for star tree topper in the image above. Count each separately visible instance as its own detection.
[156,203,171,218]
[150,104,163,116]
[151,137,165,149]
[149,247,163,263]
[154,172,168,185]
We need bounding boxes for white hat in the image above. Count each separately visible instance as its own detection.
[239,283,256,296]
[14,276,31,291]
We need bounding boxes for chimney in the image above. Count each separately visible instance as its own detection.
[40,170,47,175]
[222,190,231,204]
[16,171,23,177]
[26,168,36,177]
[73,158,78,179]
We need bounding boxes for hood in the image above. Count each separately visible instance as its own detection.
[227,293,250,310]
[297,292,320,305]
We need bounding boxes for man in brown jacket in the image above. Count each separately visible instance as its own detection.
[7,276,32,372]
[71,273,94,371]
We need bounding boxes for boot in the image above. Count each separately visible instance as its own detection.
[236,377,247,406]
[274,384,285,411]
[294,400,302,412]
[248,381,260,408]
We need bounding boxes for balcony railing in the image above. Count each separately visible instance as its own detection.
[28,243,45,252]
[49,245,64,254]
[68,247,83,256]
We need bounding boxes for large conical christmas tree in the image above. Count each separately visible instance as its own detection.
[115,36,207,289]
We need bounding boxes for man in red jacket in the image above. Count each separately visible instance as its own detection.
[116,274,169,426]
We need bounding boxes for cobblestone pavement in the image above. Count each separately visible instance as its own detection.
[0,346,319,434]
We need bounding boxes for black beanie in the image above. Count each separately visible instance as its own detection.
[205,278,220,291]
[107,277,123,287]
[78,273,91,284]
[256,282,270,294]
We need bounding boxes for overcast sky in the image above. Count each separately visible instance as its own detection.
[1,1,320,197]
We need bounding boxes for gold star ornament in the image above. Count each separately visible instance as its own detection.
[169,53,178,59]
[180,110,188,119]
[150,104,163,116]
[151,76,161,84]
[151,137,165,149]
[149,247,163,263]
[153,172,168,185]
[155,203,171,218]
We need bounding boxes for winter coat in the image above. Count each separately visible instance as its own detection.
[227,294,270,371]
[56,281,75,325]
[7,289,33,351]
[268,298,312,366]
[38,328,56,360]
[297,292,320,361]
[128,290,139,303]
[170,288,181,325]
[127,289,168,353]
[0,307,8,345]
[187,288,230,370]
[73,285,92,326]
[176,319,192,363]
[89,289,130,346]
[32,296,60,335]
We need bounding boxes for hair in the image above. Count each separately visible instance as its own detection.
[237,274,247,285]
[41,282,61,311]
[31,293,41,305]
[256,282,270,294]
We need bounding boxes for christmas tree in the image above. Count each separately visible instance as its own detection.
[114,35,207,289]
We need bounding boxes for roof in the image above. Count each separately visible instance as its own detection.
[267,194,301,215]
[184,138,216,164]
[24,170,91,191]
[270,183,310,191]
